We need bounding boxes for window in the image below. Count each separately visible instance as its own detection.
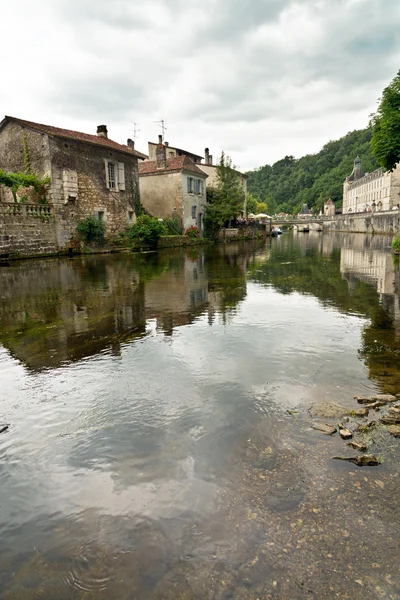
[108,162,116,189]
[192,205,197,218]
[194,179,199,194]
[128,211,134,222]
[187,177,193,193]
[200,180,204,195]
[96,211,105,221]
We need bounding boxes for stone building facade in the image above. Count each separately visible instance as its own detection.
[342,156,400,214]
[0,116,146,255]
[139,140,208,233]
[324,198,335,216]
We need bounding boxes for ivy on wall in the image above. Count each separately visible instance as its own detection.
[0,169,50,203]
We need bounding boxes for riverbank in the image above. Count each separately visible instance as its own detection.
[324,210,400,235]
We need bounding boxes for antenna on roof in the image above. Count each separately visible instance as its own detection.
[130,121,140,140]
[154,119,167,141]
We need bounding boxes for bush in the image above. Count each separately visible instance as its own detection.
[184,225,200,239]
[392,236,400,253]
[77,216,107,245]
[128,214,167,247]
[163,217,183,235]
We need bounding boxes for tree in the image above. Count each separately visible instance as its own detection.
[204,152,245,238]
[256,202,268,214]
[370,70,400,172]
[246,192,259,214]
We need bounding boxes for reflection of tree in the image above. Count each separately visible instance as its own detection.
[248,235,400,392]
[205,244,249,321]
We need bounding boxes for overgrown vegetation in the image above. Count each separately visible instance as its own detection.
[392,236,400,254]
[204,152,245,238]
[163,217,183,235]
[77,216,107,245]
[370,69,400,172]
[0,169,50,203]
[246,128,379,215]
[127,214,167,247]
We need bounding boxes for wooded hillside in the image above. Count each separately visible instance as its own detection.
[246,128,379,214]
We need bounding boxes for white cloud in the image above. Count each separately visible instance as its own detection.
[0,0,399,169]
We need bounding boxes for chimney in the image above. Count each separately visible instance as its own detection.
[97,125,108,138]
[127,138,135,150]
[156,139,166,170]
[205,147,210,164]
[164,141,169,147]
[209,155,213,165]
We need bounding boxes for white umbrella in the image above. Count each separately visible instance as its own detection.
[255,213,269,219]
[247,213,257,219]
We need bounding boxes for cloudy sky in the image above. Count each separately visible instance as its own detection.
[1,0,399,170]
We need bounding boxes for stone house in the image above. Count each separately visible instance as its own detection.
[0,116,147,241]
[342,156,400,214]
[139,137,208,233]
[324,198,335,217]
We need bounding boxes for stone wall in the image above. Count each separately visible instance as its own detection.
[323,211,400,235]
[0,205,58,258]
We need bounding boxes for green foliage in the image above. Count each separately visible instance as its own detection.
[392,236,400,253]
[184,225,200,238]
[256,202,268,214]
[77,216,107,245]
[0,169,50,203]
[246,128,379,214]
[204,152,245,238]
[246,193,259,214]
[21,132,32,174]
[370,70,400,172]
[163,217,183,235]
[128,214,167,247]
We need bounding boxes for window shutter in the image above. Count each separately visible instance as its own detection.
[118,162,125,190]
[187,177,191,193]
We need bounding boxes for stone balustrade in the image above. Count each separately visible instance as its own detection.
[0,203,53,217]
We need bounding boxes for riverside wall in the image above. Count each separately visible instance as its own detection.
[323,211,400,235]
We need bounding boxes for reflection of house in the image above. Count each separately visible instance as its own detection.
[324,198,335,217]
[139,136,208,233]
[0,116,147,234]
[342,156,400,214]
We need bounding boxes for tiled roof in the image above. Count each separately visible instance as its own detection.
[1,116,147,159]
[139,155,207,176]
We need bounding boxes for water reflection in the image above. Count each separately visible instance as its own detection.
[0,235,400,599]
[0,246,254,371]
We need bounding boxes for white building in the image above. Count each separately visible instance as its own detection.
[342,156,400,214]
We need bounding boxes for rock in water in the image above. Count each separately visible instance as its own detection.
[355,396,374,404]
[363,401,383,410]
[332,455,381,467]
[372,394,396,403]
[354,408,369,417]
[387,425,400,438]
[0,424,9,434]
[338,423,352,439]
[311,423,337,436]
[347,441,367,452]
[380,414,400,425]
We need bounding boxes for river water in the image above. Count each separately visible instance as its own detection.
[0,232,399,599]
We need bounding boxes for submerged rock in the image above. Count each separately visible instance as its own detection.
[309,402,350,419]
[387,425,400,438]
[355,394,396,405]
[311,423,336,436]
[332,455,381,467]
